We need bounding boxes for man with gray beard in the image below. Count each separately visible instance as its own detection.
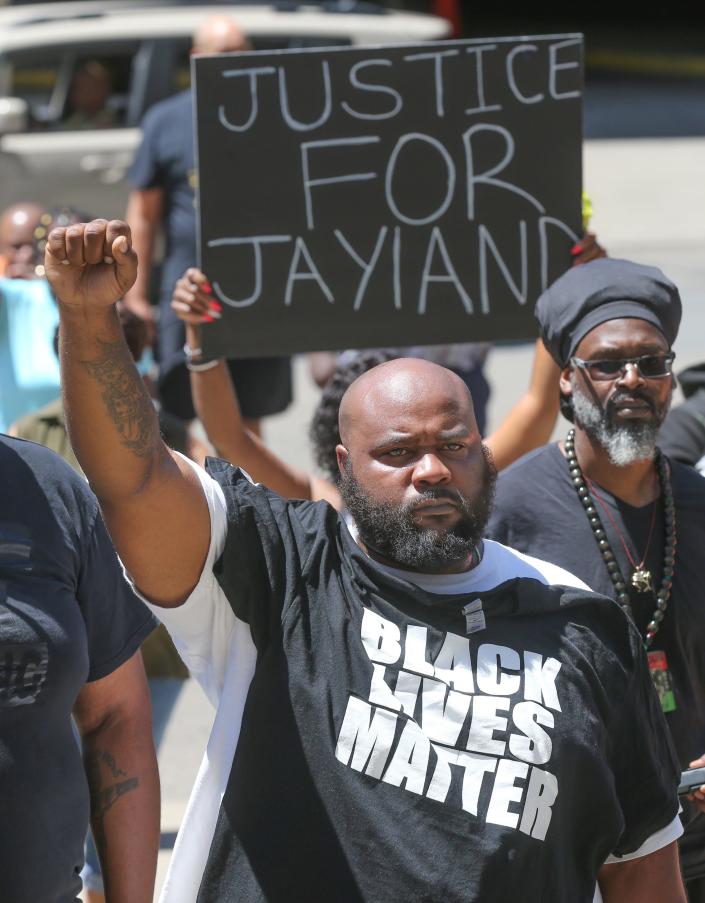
[487,258,705,900]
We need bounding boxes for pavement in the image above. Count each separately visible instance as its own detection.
[130,134,705,900]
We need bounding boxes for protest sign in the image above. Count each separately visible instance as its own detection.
[193,35,583,358]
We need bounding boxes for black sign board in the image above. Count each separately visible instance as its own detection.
[193,35,583,359]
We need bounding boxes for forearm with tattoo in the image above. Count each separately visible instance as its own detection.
[85,748,140,852]
[54,222,211,607]
[80,337,159,459]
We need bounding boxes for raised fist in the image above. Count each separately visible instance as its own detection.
[45,219,138,310]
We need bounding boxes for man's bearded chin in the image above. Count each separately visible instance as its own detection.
[340,445,497,572]
[569,373,670,467]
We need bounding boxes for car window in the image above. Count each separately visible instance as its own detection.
[1,50,64,126]
[2,42,139,131]
[2,33,355,132]
[172,38,192,93]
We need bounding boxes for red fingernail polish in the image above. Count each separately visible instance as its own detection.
[203,315,214,323]
[202,281,212,294]
[571,243,582,254]
[210,301,222,312]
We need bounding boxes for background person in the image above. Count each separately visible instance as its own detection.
[487,258,705,900]
[62,60,116,130]
[659,363,705,473]
[124,15,292,434]
[0,201,45,278]
[0,201,61,431]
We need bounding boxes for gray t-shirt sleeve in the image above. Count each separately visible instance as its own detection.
[77,506,157,681]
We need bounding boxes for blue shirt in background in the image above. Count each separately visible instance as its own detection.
[0,278,60,432]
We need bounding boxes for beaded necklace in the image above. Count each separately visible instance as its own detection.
[564,429,676,648]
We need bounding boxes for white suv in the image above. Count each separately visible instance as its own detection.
[0,0,450,217]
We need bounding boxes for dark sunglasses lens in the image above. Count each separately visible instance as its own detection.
[638,355,670,377]
[588,360,623,380]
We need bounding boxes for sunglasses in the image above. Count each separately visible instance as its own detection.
[571,352,675,382]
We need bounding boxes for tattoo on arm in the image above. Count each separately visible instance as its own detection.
[85,748,140,852]
[81,338,158,458]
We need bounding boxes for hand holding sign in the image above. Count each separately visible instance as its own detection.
[570,232,607,266]
[172,268,222,325]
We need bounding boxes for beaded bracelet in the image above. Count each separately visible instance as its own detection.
[183,343,203,361]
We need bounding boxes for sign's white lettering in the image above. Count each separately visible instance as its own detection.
[195,35,583,358]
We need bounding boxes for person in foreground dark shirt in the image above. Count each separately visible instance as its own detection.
[47,218,686,903]
[0,435,158,902]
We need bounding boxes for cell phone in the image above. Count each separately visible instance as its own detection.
[678,766,705,796]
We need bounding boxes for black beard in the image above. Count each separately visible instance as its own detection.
[340,445,497,572]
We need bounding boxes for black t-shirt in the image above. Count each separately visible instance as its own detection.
[0,436,156,902]
[487,441,705,878]
[192,460,679,903]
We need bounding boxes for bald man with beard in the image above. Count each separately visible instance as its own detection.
[0,201,45,278]
[51,220,685,903]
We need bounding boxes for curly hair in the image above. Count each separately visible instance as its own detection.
[309,350,393,483]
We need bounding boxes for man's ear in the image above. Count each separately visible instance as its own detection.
[559,364,574,398]
[336,444,349,477]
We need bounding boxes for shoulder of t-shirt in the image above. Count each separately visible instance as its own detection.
[0,434,98,541]
[483,539,591,591]
[669,390,705,423]
[489,444,560,530]
[496,442,560,488]
[205,456,339,531]
[482,539,636,645]
[140,89,191,131]
[0,434,93,501]
[659,396,705,463]
[202,456,345,585]
[668,456,705,509]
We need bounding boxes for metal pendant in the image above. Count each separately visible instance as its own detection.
[631,568,653,593]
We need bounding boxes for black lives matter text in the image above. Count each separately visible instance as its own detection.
[335,610,561,840]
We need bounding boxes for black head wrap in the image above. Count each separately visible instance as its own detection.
[535,258,682,367]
